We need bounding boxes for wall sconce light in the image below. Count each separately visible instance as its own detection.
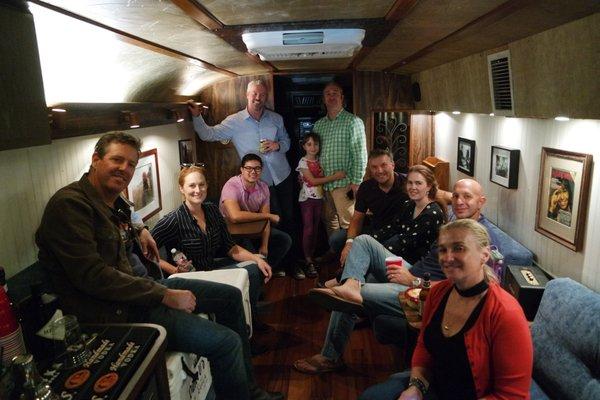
[168,109,185,123]
[121,111,140,129]
[49,108,67,129]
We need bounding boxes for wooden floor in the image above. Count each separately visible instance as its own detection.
[252,262,399,400]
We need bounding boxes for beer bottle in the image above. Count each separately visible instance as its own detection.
[418,273,431,316]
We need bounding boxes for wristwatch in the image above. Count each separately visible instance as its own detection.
[408,377,428,395]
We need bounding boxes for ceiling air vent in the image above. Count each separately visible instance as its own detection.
[242,29,365,61]
[487,50,514,116]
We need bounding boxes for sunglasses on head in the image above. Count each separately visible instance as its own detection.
[180,162,206,169]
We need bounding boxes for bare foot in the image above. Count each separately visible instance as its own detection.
[324,278,339,288]
[330,279,362,304]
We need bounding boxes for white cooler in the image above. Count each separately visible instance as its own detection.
[166,268,252,400]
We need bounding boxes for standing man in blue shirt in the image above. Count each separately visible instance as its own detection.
[188,80,295,276]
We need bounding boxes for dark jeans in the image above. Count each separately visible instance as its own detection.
[270,172,302,261]
[299,198,323,260]
[238,227,292,272]
[269,172,295,234]
[359,370,439,400]
[212,257,263,323]
[132,278,253,400]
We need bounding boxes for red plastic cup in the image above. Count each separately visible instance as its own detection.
[385,256,403,269]
[0,287,18,337]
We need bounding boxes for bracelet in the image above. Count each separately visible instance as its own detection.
[345,238,354,244]
[408,377,428,395]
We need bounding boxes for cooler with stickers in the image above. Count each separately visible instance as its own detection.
[166,268,252,400]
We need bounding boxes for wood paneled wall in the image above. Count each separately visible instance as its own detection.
[434,112,600,292]
[409,113,436,173]
[0,123,195,279]
[196,74,273,199]
[353,71,414,151]
[413,14,600,119]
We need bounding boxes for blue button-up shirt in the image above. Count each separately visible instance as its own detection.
[193,108,291,186]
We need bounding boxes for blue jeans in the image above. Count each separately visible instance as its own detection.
[132,278,252,400]
[212,258,262,323]
[359,370,439,400]
[321,235,411,360]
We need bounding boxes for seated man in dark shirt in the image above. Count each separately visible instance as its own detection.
[35,132,282,400]
[321,148,407,277]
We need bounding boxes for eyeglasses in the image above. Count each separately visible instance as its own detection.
[180,162,206,169]
[242,166,262,173]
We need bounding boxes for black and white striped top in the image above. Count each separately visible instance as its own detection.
[151,202,235,271]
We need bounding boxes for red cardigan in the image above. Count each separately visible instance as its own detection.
[412,280,533,400]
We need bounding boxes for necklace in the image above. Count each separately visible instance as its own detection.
[454,279,489,297]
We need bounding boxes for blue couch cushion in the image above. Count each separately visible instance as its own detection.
[447,208,534,266]
[484,222,533,266]
[531,278,600,400]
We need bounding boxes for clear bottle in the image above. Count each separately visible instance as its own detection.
[170,248,193,273]
[418,272,431,316]
[11,354,58,400]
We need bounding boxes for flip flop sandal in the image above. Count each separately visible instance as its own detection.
[308,288,365,316]
[293,355,345,374]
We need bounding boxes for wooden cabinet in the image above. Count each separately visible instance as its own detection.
[422,156,450,191]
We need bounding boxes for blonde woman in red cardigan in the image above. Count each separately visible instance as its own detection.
[360,219,533,400]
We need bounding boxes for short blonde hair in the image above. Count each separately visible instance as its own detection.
[247,79,267,92]
[439,219,498,283]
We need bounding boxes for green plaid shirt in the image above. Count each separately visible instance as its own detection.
[314,109,368,191]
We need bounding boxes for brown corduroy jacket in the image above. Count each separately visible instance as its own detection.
[35,175,166,323]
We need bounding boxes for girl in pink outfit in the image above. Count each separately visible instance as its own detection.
[296,133,346,278]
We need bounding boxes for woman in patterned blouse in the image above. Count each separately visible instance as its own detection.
[372,164,446,265]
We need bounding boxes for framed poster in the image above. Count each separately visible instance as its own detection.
[490,146,520,189]
[457,137,475,176]
[535,147,593,251]
[126,148,162,221]
[178,139,194,165]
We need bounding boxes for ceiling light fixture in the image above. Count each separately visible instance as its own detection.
[452,111,461,115]
[121,111,140,129]
[555,116,570,121]
[168,109,185,123]
[489,113,495,117]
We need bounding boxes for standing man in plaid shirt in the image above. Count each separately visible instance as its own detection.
[313,81,368,250]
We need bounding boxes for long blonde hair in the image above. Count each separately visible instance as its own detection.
[439,219,498,283]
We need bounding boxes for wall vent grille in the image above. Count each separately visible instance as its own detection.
[487,50,515,116]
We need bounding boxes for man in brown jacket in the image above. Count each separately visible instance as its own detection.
[35,132,282,400]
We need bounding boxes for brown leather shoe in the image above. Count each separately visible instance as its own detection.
[293,354,345,374]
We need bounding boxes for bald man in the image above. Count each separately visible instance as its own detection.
[295,179,503,374]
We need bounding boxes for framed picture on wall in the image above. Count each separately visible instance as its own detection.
[178,139,194,165]
[457,137,475,176]
[126,148,162,221]
[535,147,593,251]
[490,146,520,188]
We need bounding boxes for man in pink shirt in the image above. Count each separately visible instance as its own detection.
[221,153,292,276]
